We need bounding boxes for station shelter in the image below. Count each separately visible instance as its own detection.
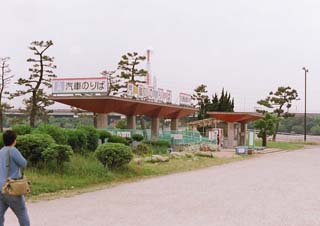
[206,112,263,148]
[50,95,196,140]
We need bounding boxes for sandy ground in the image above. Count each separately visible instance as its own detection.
[4,146,320,226]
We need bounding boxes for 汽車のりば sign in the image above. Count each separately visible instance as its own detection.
[52,77,109,94]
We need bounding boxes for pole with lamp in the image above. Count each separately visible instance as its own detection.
[302,67,308,142]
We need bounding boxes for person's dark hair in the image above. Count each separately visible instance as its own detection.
[3,130,17,146]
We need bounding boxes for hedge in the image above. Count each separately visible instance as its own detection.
[42,144,73,167]
[95,143,133,169]
[65,129,87,154]
[108,135,129,145]
[12,124,33,135]
[98,130,112,143]
[16,134,56,166]
[33,124,68,144]
[132,143,151,156]
[78,126,99,152]
[132,134,144,142]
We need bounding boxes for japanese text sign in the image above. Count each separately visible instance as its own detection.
[52,77,108,94]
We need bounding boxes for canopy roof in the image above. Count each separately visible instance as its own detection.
[207,112,263,123]
[50,96,196,119]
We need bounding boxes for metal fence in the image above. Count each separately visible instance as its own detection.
[105,129,214,145]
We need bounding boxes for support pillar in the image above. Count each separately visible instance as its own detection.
[96,113,108,129]
[227,122,235,148]
[151,117,160,140]
[240,123,247,146]
[127,115,136,130]
[171,118,179,131]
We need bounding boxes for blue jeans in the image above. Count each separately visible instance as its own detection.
[0,193,30,226]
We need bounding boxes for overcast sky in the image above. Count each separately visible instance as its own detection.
[1,0,320,112]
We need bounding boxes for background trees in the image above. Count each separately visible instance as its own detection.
[0,57,14,131]
[11,40,56,127]
[257,86,298,141]
[192,85,235,120]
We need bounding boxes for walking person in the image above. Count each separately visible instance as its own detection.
[0,130,30,226]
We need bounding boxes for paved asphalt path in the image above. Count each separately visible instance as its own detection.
[5,147,320,226]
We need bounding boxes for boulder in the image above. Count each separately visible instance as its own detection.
[195,151,214,158]
[151,155,170,163]
[133,158,143,164]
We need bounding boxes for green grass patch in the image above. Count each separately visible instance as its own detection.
[25,153,248,199]
[255,140,305,150]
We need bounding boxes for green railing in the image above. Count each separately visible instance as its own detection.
[105,129,214,145]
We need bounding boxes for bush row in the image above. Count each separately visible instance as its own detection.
[5,124,170,170]
[16,134,73,167]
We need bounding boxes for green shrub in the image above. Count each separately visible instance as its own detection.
[78,126,99,152]
[108,135,128,145]
[42,144,73,167]
[33,124,67,144]
[132,134,144,142]
[115,119,127,129]
[12,124,33,135]
[143,140,170,147]
[65,129,87,154]
[311,125,320,135]
[133,143,151,156]
[95,143,133,169]
[16,134,55,166]
[291,125,304,134]
[98,130,112,143]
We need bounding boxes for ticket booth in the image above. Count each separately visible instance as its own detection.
[209,128,224,147]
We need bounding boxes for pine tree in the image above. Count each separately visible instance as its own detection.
[117,52,147,95]
[257,86,298,141]
[11,40,56,127]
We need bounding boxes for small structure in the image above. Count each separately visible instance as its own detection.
[207,112,263,148]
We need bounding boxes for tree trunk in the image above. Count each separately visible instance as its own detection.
[93,113,98,128]
[30,93,37,127]
[262,132,267,147]
[0,110,3,132]
[272,122,279,141]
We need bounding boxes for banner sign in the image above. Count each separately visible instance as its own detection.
[52,77,108,94]
[179,93,192,106]
[127,83,172,103]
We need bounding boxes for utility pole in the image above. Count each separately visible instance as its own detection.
[302,67,309,142]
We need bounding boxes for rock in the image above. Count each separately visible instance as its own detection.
[185,152,194,158]
[195,151,214,158]
[170,152,185,158]
[144,157,152,162]
[144,155,170,163]
[133,158,142,164]
[151,155,170,163]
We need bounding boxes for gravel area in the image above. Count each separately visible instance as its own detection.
[5,146,320,226]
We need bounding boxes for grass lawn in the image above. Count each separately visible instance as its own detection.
[26,153,249,200]
[255,139,311,150]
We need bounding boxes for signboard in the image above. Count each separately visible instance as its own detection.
[117,131,131,138]
[127,83,172,103]
[179,93,192,106]
[171,134,183,140]
[52,77,108,94]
